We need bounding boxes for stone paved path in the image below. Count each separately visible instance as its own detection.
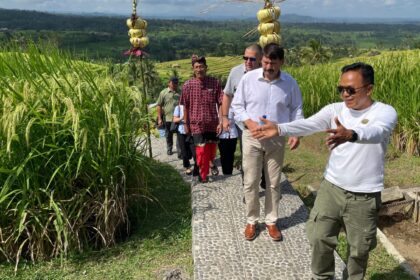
[152,137,345,280]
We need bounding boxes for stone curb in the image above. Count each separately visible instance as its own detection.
[376,228,420,280]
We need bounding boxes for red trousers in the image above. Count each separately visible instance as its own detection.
[195,143,217,180]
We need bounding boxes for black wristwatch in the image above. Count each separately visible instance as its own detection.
[349,130,358,142]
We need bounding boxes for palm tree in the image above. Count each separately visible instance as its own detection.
[301,39,332,65]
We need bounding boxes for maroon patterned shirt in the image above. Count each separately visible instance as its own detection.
[180,76,223,134]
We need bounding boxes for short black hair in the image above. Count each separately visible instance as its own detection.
[263,43,284,60]
[191,55,207,66]
[341,62,374,85]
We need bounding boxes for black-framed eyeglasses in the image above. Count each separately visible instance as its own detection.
[337,85,368,95]
[243,56,257,62]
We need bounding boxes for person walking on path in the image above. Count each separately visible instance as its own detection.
[218,109,238,175]
[173,104,198,176]
[157,76,181,156]
[222,44,264,183]
[252,62,398,280]
[232,43,303,241]
[180,55,223,183]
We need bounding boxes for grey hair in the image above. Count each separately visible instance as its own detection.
[246,44,262,56]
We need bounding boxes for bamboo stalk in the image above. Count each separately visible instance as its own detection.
[139,57,153,158]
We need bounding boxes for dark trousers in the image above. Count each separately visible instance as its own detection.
[164,122,181,156]
[178,134,197,169]
[164,122,175,152]
[218,138,237,175]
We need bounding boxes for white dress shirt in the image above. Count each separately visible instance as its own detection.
[232,68,304,124]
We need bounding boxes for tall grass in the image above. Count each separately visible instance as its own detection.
[287,50,420,156]
[157,51,419,155]
[0,43,152,268]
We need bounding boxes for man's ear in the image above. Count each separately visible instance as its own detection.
[366,84,374,96]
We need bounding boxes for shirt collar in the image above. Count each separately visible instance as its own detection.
[257,69,285,83]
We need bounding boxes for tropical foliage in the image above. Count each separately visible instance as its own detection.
[0,43,153,267]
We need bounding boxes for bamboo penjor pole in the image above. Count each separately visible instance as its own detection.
[126,0,152,158]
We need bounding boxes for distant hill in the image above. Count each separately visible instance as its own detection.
[1,8,419,63]
[2,8,419,26]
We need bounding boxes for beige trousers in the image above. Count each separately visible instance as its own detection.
[242,129,285,225]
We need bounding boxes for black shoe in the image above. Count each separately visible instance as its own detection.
[167,150,173,155]
[260,177,266,189]
[192,165,199,177]
[177,154,182,159]
[198,176,209,183]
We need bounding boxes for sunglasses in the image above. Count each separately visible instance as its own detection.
[337,85,368,95]
[243,56,257,62]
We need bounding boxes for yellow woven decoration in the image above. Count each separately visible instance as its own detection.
[126,18,148,29]
[256,2,281,47]
[127,0,149,49]
[258,22,280,36]
[259,33,281,47]
[256,6,280,23]
[128,28,147,38]
[130,37,150,48]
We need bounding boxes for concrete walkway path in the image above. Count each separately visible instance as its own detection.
[152,137,345,280]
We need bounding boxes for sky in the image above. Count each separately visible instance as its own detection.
[0,0,419,19]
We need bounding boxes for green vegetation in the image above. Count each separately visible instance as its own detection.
[0,160,193,279]
[0,43,154,266]
[0,7,418,279]
[1,9,419,63]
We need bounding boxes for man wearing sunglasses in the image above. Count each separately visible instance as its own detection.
[252,62,398,279]
[232,43,303,242]
[221,44,262,178]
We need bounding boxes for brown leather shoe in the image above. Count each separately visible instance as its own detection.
[244,224,257,241]
[266,224,282,241]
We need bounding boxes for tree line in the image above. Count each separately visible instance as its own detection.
[0,8,419,62]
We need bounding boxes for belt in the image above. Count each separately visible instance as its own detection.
[327,180,380,198]
[343,190,380,198]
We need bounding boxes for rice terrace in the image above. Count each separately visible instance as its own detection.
[0,0,419,279]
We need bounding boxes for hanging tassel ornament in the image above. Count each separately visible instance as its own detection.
[257,0,281,47]
[124,0,149,57]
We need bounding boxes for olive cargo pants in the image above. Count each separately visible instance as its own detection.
[307,180,381,280]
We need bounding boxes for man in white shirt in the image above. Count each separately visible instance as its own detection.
[232,43,303,241]
[222,44,262,181]
[253,62,398,280]
[222,44,262,131]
